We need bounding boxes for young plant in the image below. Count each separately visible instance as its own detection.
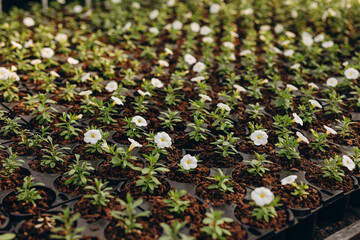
[0,117,21,136]
[353,147,360,169]
[159,220,194,240]
[51,207,85,240]
[111,193,150,234]
[335,116,355,137]
[322,155,344,182]
[165,85,182,106]
[210,105,234,132]
[290,182,310,200]
[273,114,293,138]
[201,208,233,240]
[276,134,301,160]
[104,141,141,170]
[163,189,190,214]
[64,155,94,187]
[244,152,271,177]
[207,169,234,193]
[85,128,109,154]
[123,117,145,138]
[136,153,169,194]
[31,93,58,124]
[41,136,70,168]
[1,147,24,176]
[85,178,113,207]
[310,129,329,152]
[250,187,282,222]
[211,132,239,157]
[55,112,82,140]
[186,116,210,142]
[19,126,49,148]
[159,109,182,131]
[246,103,265,120]
[16,176,44,205]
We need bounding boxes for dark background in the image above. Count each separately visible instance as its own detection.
[3,0,81,12]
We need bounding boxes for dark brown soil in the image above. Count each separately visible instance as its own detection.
[165,163,210,184]
[151,193,207,225]
[96,159,143,181]
[234,202,288,231]
[104,218,161,240]
[120,178,171,201]
[190,221,247,240]
[195,179,245,206]
[28,155,72,174]
[272,184,321,210]
[0,168,29,191]
[54,175,95,195]
[3,188,54,214]
[232,163,280,187]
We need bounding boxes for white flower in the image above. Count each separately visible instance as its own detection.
[11,41,22,49]
[151,78,164,88]
[281,175,298,185]
[342,155,355,171]
[302,32,313,47]
[217,103,231,111]
[296,131,309,144]
[308,82,319,89]
[184,54,197,65]
[122,22,132,31]
[326,77,338,87]
[324,125,337,135]
[164,48,173,55]
[101,142,109,151]
[79,90,92,96]
[137,90,151,96]
[191,76,205,82]
[309,99,322,108]
[286,84,298,91]
[200,26,212,35]
[132,116,147,127]
[8,72,19,81]
[23,17,35,27]
[193,62,205,73]
[73,5,83,13]
[210,3,221,13]
[223,42,234,49]
[322,41,334,48]
[203,36,214,43]
[149,9,159,20]
[50,71,60,78]
[242,8,253,15]
[233,84,246,92]
[81,73,91,82]
[67,57,79,65]
[290,63,301,69]
[272,47,282,54]
[292,113,303,126]
[172,20,183,30]
[291,10,298,18]
[149,27,159,35]
[24,39,33,48]
[284,49,294,57]
[84,130,102,144]
[0,67,10,80]
[57,0,66,4]
[154,132,172,148]
[131,2,140,8]
[251,187,274,207]
[260,25,271,32]
[180,154,198,170]
[105,81,118,92]
[111,0,121,3]
[55,33,68,43]
[285,31,296,38]
[199,94,212,102]
[167,0,175,6]
[344,68,359,79]
[250,130,268,146]
[314,33,325,42]
[30,59,42,65]
[190,22,200,32]
[274,24,284,34]
[184,12,192,19]
[111,96,124,105]
[41,48,54,59]
[240,50,251,56]
[128,138,142,151]
[230,31,239,38]
[158,60,169,67]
